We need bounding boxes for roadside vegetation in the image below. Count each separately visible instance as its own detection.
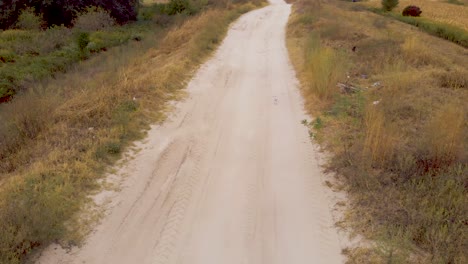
[367,0,468,31]
[366,0,468,47]
[0,0,226,102]
[0,0,263,262]
[287,0,467,263]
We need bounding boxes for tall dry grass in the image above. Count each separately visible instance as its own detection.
[304,34,349,101]
[287,0,349,111]
[417,103,466,172]
[363,105,400,167]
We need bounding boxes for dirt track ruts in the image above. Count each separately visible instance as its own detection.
[37,1,346,263]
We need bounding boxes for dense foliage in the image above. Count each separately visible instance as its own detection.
[0,0,140,29]
[402,5,422,17]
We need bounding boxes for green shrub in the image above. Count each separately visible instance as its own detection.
[76,32,90,53]
[15,8,44,30]
[0,49,16,62]
[73,7,116,31]
[166,0,194,15]
[0,170,78,263]
[381,0,399,11]
[39,26,73,54]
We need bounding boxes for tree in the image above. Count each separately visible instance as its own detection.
[381,0,399,12]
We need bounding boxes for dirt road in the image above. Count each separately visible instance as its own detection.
[37,1,345,263]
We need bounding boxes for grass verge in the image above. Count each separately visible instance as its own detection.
[0,1,263,262]
[287,0,467,263]
[369,7,468,48]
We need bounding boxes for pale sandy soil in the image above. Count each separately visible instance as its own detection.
[36,1,348,263]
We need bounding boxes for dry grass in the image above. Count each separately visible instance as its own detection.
[0,2,261,262]
[303,34,349,102]
[363,105,400,167]
[366,0,468,31]
[288,0,468,262]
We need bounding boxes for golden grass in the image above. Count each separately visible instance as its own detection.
[420,102,466,168]
[363,106,400,167]
[366,0,468,31]
[401,36,446,66]
[0,2,261,262]
[304,35,349,101]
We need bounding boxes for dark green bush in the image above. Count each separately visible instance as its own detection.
[77,32,90,52]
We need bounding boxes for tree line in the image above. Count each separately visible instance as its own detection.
[0,0,140,30]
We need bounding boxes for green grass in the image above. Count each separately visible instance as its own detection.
[446,0,465,6]
[0,11,166,101]
[0,0,223,101]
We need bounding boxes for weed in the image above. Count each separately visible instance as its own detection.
[313,116,323,129]
[416,103,466,173]
[363,104,400,167]
[303,33,349,102]
[433,67,467,89]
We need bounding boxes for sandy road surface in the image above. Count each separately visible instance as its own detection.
[37,1,345,263]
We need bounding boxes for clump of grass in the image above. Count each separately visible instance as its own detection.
[433,67,467,89]
[363,105,400,167]
[416,103,466,173]
[401,36,441,66]
[303,33,349,103]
